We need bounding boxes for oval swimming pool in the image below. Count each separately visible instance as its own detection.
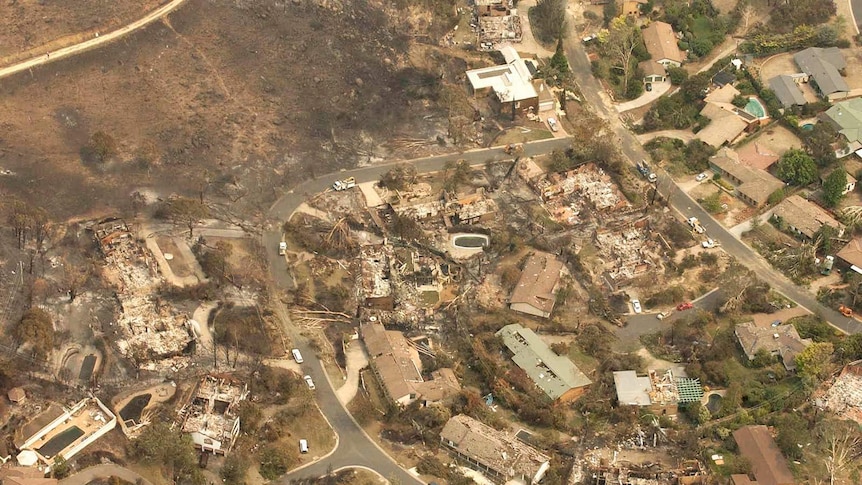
[453,234,489,248]
[745,97,767,119]
[802,123,815,131]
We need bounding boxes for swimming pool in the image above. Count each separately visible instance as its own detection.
[452,234,489,248]
[802,123,815,131]
[745,97,767,119]
[38,426,84,459]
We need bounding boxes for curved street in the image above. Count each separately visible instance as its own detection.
[59,464,152,485]
[265,138,572,484]
[0,0,187,81]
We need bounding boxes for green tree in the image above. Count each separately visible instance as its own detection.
[822,169,848,207]
[601,16,642,96]
[132,422,203,485]
[776,149,818,186]
[775,413,808,460]
[529,0,567,44]
[550,38,570,73]
[667,66,689,85]
[15,308,54,358]
[701,191,722,213]
[795,341,834,382]
[731,94,749,108]
[804,122,839,168]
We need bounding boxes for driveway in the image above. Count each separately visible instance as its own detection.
[636,130,695,144]
[617,81,671,112]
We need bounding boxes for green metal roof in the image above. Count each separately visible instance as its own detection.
[675,377,704,403]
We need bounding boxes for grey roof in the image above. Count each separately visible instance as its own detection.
[713,71,735,87]
[768,75,806,108]
[823,98,862,144]
[613,370,652,406]
[496,323,591,399]
[794,47,849,96]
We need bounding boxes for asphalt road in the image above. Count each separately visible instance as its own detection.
[265,137,571,483]
[852,0,862,32]
[563,28,862,335]
[0,0,187,81]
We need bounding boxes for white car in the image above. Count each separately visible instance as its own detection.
[702,239,715,248]
[656,312,666,320]
[278,241,287,255]
[582,34,597,43]
[547,117,559,132]
[299,439,309,453]
[304,375,315,390]
[696,172,709,182]
[632,299,642,314]
[687,217,699,227]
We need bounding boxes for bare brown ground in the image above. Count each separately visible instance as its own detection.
[0,0,163,63]
[0,0,458,220]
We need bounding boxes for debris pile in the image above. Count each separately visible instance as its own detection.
[532,164,629,225]
[820,360,862,424]
[179,375,249,455]
[92,219,193,363]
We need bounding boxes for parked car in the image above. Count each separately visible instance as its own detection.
[645,83,653,92]
[771,320,782,327]
[547,117,559,132]
[304,375,315,390]
[701,239,715,248]
[291,348,304,363]
[582,34,597,43]
[656,312,666,320]
[695,172,709,182]
[632,299,642,313]
[676,302,694,311]
[299,439,309,453]
[278,241,287,255]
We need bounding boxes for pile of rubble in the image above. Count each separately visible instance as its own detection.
[531,164,629,225]
[596,221,655,287]
[474,0,522,47]
[92,219,193,363]
[820,360,862,424]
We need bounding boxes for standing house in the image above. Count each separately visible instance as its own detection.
[822,98,862,154]
[771,195,844,241]
[642,22,684,67]
[639,21,683,84]
[508,252,564,318]
[360,320,460,407]
[496,323,591,402]
[794,47,849,101]
[837,237,862,274]
[0,468,56,485]
[466,45,551,117]
[439,415,550,484]
[732,426,796,485]
[768,74,807,109]
[735,321,812,371]
[708,148,784,207]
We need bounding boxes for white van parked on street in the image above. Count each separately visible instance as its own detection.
[291,348,303,364]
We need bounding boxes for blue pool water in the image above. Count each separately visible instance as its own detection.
[745,98,766,118]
